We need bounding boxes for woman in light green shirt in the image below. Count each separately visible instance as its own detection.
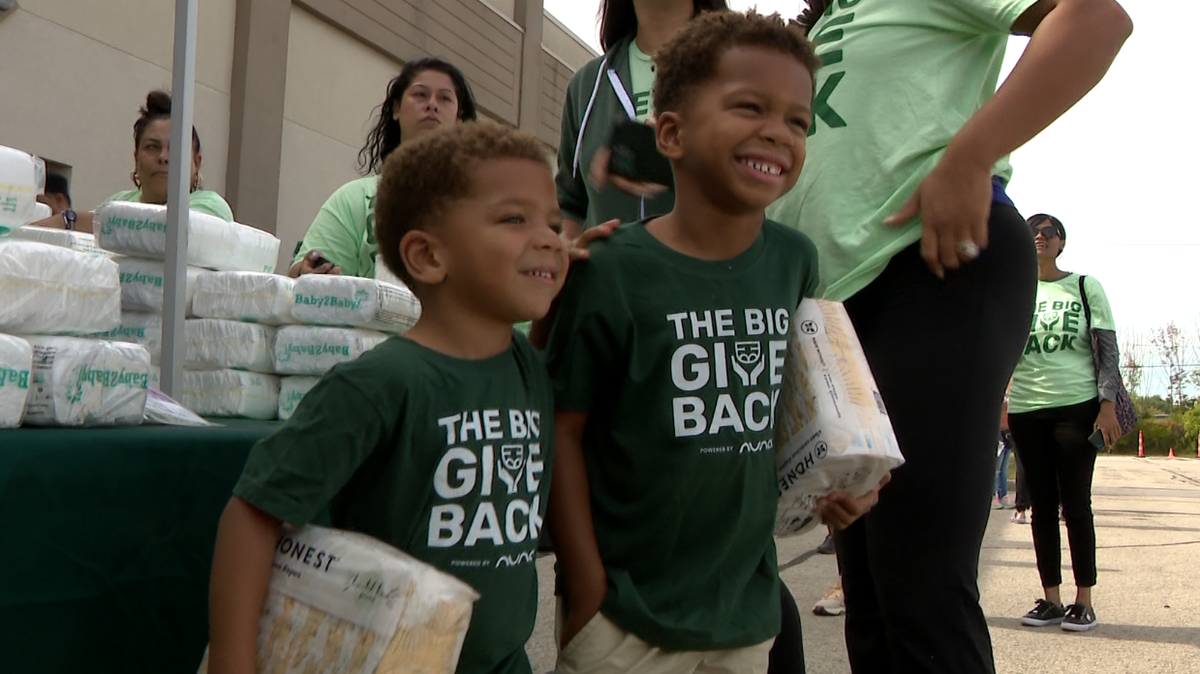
[289,57,478,279]
[27,90,233,234]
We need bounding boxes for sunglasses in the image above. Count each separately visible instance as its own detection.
[1031,225,1061,240]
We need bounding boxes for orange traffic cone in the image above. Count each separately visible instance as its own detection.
[1138,431,1145,458]
[1169,447,1176,459]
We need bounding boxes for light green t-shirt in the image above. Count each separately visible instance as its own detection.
[235,333,554,674]
[767,0,1036,301]
[103,189,234,222]
[294,176,378,278]
[545,220,820,651]
[1009,274,1115,414]
[628,41,655,122]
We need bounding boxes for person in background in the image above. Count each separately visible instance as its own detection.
[38,173,71,216]
[289,57,478,278]
[27,90,232,234]
[775,1,1131,671]
[1008,213,1125,633]
[555,0,728,240]
[994,396,1015,509]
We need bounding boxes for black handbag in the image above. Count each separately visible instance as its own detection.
[1078,275,1138,436]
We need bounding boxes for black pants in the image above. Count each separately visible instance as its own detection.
[835,203,1037,674]
[1008,399,1100,588]
[768,584,805,674]
[1012,441,1031,511]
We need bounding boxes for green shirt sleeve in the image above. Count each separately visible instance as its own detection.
[295,181,369,277]
[935,0,1040,32]
[187,190,235,222]
[556,68,593,226]
[1083,275,1117,331]
[544,255,628,411]
[233,371,395,526]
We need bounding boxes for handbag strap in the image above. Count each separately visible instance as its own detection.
[1078,275,1093,330]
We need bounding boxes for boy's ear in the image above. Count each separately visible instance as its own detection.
[656,111,685,161]
[400,230,447,285]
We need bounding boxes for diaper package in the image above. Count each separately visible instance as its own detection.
[775,299,905,536]
[292,275,420,334]
[182,369,280,420]
[185,319,277,373]
[0,240,121,335]
[91,311,163,364]
[116,256,205,314]
[8,225,109,256]
[273,326,387,376]
[0,145,46,235]
[278,375,321,421]
[23,336,150,427]
[192,272,296,325]
[0,333,34,428]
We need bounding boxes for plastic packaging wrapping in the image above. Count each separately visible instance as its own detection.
[8,225,109,256]
[197,525,478,674]
[91,311,163,364]
[0,333,34,428]
[185,319,277,373]
[775,299,905,536]
[192,272,296,325]
[0,145,46,235]
[116,256,205,314]
[374,254,404,287]
[181,369,280,420]
[22,202,52,225]
[0,240,121,335]
[23,336,150,427]
[94,201,281,273]
[278,375,321,421]
[293,275,420,334]
[274,326,387,376]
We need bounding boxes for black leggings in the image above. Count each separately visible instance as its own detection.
[834,202,1037,674]
[768,584,805,674]
[1008,399,1100,588]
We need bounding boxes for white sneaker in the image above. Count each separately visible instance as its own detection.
[813,583,846,616]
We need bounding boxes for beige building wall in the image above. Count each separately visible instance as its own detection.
[0,0,596,273]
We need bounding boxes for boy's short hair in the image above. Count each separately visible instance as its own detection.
[375,123,551,287]
[653,10,820,116]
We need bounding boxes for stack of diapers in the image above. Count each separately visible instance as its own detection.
[192,272,296,325]
[0,334,34,428]
[278,375,320,421]
[9,225,109,256]
[0,240,121,335]
[181,369,280,420]
[23,337,150,427]
[94,201,280,273]
[774,299,906,536]
[293,275,420,334]
[116,256,205,314]
[0,145,46,236]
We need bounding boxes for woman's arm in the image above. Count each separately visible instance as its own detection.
[890,0,1132,277]
[208,497,282,674]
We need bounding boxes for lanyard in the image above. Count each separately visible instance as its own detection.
[607,69,637,120]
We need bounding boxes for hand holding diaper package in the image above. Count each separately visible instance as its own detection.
[23,336,151,427]
[0,240,121,335]
[774,299,905,536]
[278,375,321,421]
[192,272,296,325]
[116,256,205,314]
[0,145,46,236]
[182,369,280,420]
[94,201,281,273]
[292,275,420,334]
[0,334,34,428]
[274,326,387,376]
[185,319,277,373]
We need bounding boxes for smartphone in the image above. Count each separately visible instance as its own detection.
[1087,428,1106,451]
[607,120,674,189]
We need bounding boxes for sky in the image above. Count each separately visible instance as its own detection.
[542,1,1200,388]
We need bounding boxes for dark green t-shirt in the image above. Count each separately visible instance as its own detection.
[545,220,820,651]
[234,333,554,674]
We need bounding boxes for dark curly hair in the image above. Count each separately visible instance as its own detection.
[357,58,479,176]
[374,123,551,288]
[653,10,820,116]
[134,90,201,155]
[599,0,729,52]
[795,0,833,32]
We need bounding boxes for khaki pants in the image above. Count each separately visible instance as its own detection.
[554,603,772,674]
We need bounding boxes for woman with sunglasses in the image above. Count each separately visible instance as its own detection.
[1007,213,1124,633]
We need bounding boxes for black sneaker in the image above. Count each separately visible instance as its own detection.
[817,533,836,555]
[1062,604,1098,632]
[1020,599,1066,626]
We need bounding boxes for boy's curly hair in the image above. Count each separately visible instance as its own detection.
[374,123,550,287]
[653,10,820,116]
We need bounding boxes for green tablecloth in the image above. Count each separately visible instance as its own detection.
[0,420,280,674]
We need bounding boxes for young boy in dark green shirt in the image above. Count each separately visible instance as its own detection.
[545,11,882,673]
[207,124,569,674]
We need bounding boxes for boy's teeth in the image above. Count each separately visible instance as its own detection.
[741,159,781,176]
